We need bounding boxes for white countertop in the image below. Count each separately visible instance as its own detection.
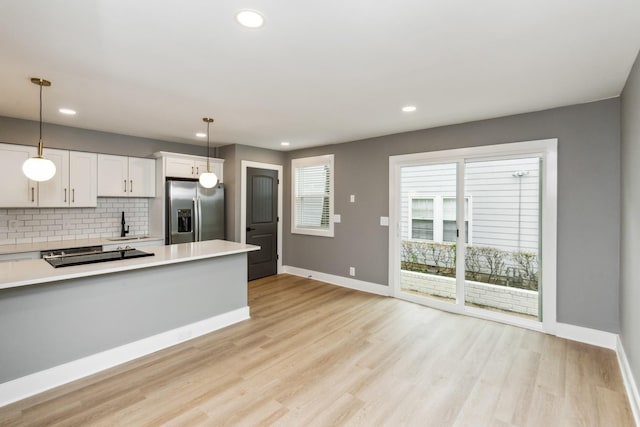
[0,240,259,291]
[0,236,164,256]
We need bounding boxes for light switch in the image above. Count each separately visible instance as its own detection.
[350,195,355,203]
[380,216,389,226]
[334,214,341,223]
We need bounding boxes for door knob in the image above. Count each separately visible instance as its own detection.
[246,227,256,231]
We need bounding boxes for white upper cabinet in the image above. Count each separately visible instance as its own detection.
[0,143,37,207]
[97,154,128,196]
[38,148,70,207]
[163,153,223,182]
[165,156,196,179]
[39,149,97,207]
[69,151,98,206]
[97,154,155,197]
[128,157,156,197]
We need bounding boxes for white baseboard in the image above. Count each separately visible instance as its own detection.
[554,322,618,350]
[283,265,390,296]
[617,336,640,426]
[0,306,250,408]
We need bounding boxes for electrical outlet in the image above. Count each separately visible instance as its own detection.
[349,267,355,276]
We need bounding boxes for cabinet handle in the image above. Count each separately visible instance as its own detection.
[31,187,35,203]
[130,180,133,193]
[192,166,194,175]
[196,166,199,175]
[124,180,127,193]
[64,188,67,203]
[72,188,75,203]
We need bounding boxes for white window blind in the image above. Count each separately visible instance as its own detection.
[292,154,334,237]
[411,198,434,240]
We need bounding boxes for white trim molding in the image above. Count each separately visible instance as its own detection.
[240,160,283,274]
[554,322,618,350]
[617,337,640,425]
[0,307,250,408]
[283,265,391,296]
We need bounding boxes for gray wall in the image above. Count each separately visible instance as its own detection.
[621,51,640,390]
[0,116,205,157]
[284,99,621,333]
[219,144,286,242]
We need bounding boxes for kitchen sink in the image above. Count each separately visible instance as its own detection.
[106,236,150,241]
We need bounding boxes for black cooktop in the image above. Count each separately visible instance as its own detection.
[44,248,154,268]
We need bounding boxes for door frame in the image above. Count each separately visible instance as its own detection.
[389,138,557,334]
[241,161,283,275]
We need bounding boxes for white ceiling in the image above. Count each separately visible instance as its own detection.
[1,1,639,151]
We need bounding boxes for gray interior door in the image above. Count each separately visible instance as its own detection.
[246,167,278,280]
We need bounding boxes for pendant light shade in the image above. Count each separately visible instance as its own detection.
[23,156,56,181]
[23,78,56,182]
[199,117,218,189]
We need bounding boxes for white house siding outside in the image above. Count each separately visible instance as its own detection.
[400,157,540,253]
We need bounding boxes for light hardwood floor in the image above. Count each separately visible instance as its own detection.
[0,274,634,426]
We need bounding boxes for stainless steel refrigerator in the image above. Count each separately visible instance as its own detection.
[166,179,225,244]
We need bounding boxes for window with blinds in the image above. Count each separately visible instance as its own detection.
[411,198,434,240]
[410,196,471,243]
[291,154,334,237]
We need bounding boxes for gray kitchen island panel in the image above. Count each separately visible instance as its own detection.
[0,253,247,384]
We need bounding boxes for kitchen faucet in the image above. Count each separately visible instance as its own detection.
[121,211,129,237]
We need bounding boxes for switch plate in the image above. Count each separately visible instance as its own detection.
[380,216,389,226]
[349,267,355,276]
[350,194,355,203]
[333,214,341,223]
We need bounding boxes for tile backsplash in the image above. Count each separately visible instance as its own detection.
[0,198,148,245]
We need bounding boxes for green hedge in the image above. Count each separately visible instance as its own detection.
[400,240,538,291]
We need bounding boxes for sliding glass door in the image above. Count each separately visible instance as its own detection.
[399,162,458,304]
[463,157,541,320]
[390,140,557,330]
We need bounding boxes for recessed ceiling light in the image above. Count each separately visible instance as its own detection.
[236,10,264,28]
[195,132,206,138]
[402,105,417,113]
[280,141,290,146]
[59,108,76,115]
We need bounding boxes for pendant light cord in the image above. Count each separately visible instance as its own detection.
[39,82,43,142]
[37,81,44,157]
[206,120,211,172]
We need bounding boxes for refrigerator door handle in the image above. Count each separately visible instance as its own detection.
[193,198,198,242]
[199,197,204,241]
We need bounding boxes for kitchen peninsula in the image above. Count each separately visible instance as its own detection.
[0,240,259,406]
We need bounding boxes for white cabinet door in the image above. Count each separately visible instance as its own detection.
[211,161,223,183]
[97,154,128,197]
[128,157,156,197]
[166,157,196,178]
[194,159,209,178]
[38,148,70,207]
[0,143,38,207]
[69,151,97,207]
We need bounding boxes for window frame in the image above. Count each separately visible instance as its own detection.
[291,154,335,237]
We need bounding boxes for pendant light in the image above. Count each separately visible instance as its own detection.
[199,117,218,188]
[22,78,56,182]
